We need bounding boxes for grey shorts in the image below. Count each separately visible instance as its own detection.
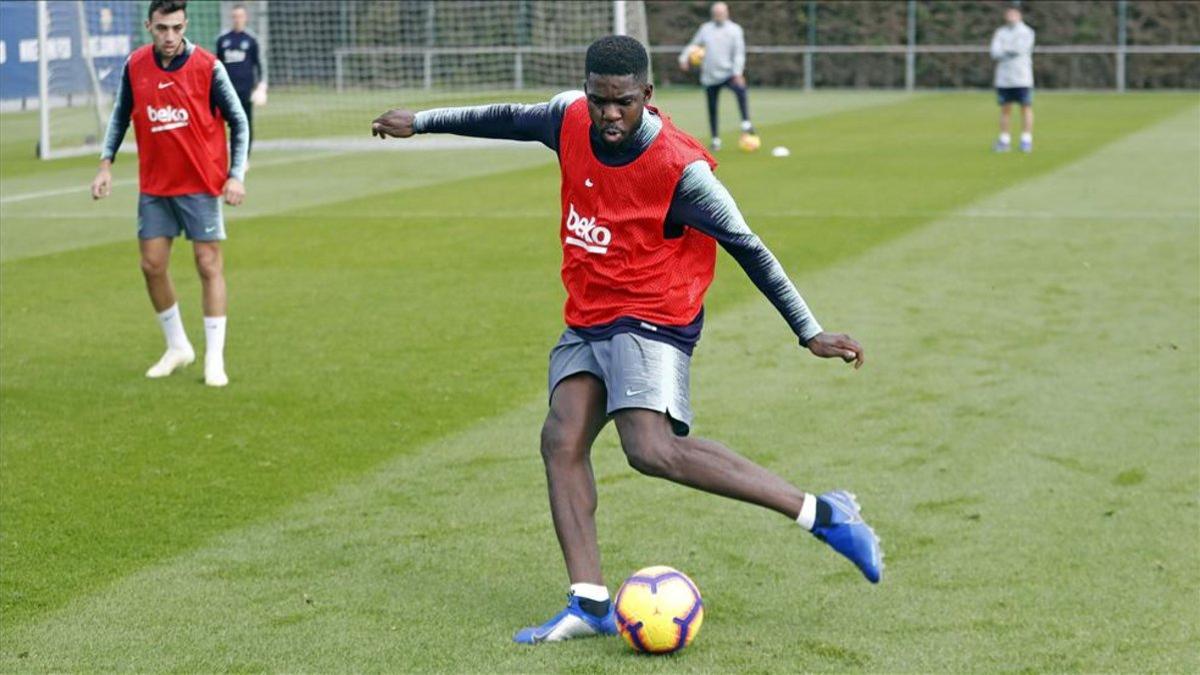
[138,193,225,241]
[548,329,693,436]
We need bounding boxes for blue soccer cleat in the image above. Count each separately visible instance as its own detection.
[1019,138,1033,153]
[811,490,884,583]
[993,139,1011,153]
[513,593,619,644]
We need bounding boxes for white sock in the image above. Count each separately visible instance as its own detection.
[204,316,226,366]
[796,494,817,531]
[157,303,190,351]
[998,132,1012,145]
[741,120,753,132]
[1020,132,1033,143]
[570,583,610,603]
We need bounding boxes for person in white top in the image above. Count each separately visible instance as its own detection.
[990,5,1036,152]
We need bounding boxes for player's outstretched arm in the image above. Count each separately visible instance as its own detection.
[371,109,416,138]
[371,91,582,151]
[668,161,865,369]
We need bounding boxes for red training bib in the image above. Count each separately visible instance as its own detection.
[557,98,718,329]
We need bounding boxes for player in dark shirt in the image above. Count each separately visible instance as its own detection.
[407,92,817,356]
[374,37,883,645]
[216,3,261,154]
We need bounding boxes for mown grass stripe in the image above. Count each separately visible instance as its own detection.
[2,105,1195,672]
[0,93,1193,634]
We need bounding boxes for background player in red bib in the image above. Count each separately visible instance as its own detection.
[91,0,249,387]
[372,36,881,643]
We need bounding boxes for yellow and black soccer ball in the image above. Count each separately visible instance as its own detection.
[615,566,704,654]
[738,132,762,152]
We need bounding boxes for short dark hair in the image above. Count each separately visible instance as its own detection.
[148,0,187,21]
[585,35,649,82]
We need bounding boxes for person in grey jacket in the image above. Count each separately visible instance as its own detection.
[990,4,1036,152]
[678,2,755,151]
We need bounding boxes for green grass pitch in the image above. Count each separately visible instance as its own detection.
[1,89,1197,671]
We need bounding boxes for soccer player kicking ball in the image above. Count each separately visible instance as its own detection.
[91,0,248,386]
[371,36,882,644]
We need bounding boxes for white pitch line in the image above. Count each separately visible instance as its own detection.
[0,181,130,205]
[8,207,1195,223]
[0,150,348,206]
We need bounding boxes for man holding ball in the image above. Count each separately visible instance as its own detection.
[678,2,757,152]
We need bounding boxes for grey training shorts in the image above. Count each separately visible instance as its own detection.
[138,193,225,241]
[548,328,693,436]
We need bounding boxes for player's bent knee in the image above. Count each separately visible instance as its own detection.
[623,440,678,478]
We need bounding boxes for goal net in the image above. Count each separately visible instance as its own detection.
[15,0,647,159]
[8,0,138,159]
[248,0,649,150]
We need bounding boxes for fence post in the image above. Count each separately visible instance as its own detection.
[337,0,349,49]
[1116,0,1127,92]
[804,0,816,91]
[37,0,50,159]
[613,0,627,36]
[905,0,916,91]
[258,0,270,87]
[424,1,435,90]
[514,51,524,90]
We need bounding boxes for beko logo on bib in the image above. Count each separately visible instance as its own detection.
[147,105,190,132]
[564,203,611,254]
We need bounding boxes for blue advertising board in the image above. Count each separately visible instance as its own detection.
[0,1,139,101]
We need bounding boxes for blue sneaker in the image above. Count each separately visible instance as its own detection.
[811,490,884,583]
[513,593,618,644]
[993,140,1011,153]
[1019,138,1033,153]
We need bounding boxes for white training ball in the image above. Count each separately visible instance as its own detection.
[771,146,791,157]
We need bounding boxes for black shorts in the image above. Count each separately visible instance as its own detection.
[996,87,1033,106]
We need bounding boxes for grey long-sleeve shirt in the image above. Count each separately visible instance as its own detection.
[678,20,746,87]
[100,40,248,183]
[412,91,823,351]
[990,21,1036,88]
